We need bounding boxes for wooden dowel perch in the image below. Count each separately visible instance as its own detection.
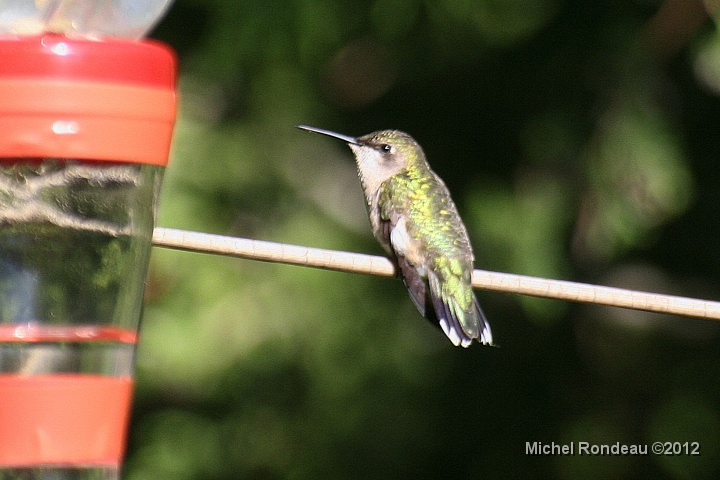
[152,227,720,321]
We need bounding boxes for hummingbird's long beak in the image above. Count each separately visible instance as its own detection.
[297,125,362,145]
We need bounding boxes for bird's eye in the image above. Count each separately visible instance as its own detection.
[380,144,392,154]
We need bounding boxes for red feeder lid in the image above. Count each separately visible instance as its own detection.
[0,34,177,165]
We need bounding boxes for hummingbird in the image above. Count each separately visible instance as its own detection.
[298,125,492,347]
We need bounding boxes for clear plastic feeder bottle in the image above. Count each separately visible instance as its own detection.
[0,2,177,478]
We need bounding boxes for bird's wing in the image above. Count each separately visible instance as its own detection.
[388,216,429,316]
[373,184,428,317]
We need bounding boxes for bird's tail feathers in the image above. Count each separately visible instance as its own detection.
[428,271,493,348]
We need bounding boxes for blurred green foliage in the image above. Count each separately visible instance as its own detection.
[128,0,720,478]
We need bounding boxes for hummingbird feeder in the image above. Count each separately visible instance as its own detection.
[0,1,177,477]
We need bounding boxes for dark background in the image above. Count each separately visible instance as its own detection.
[129,0,720,478]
